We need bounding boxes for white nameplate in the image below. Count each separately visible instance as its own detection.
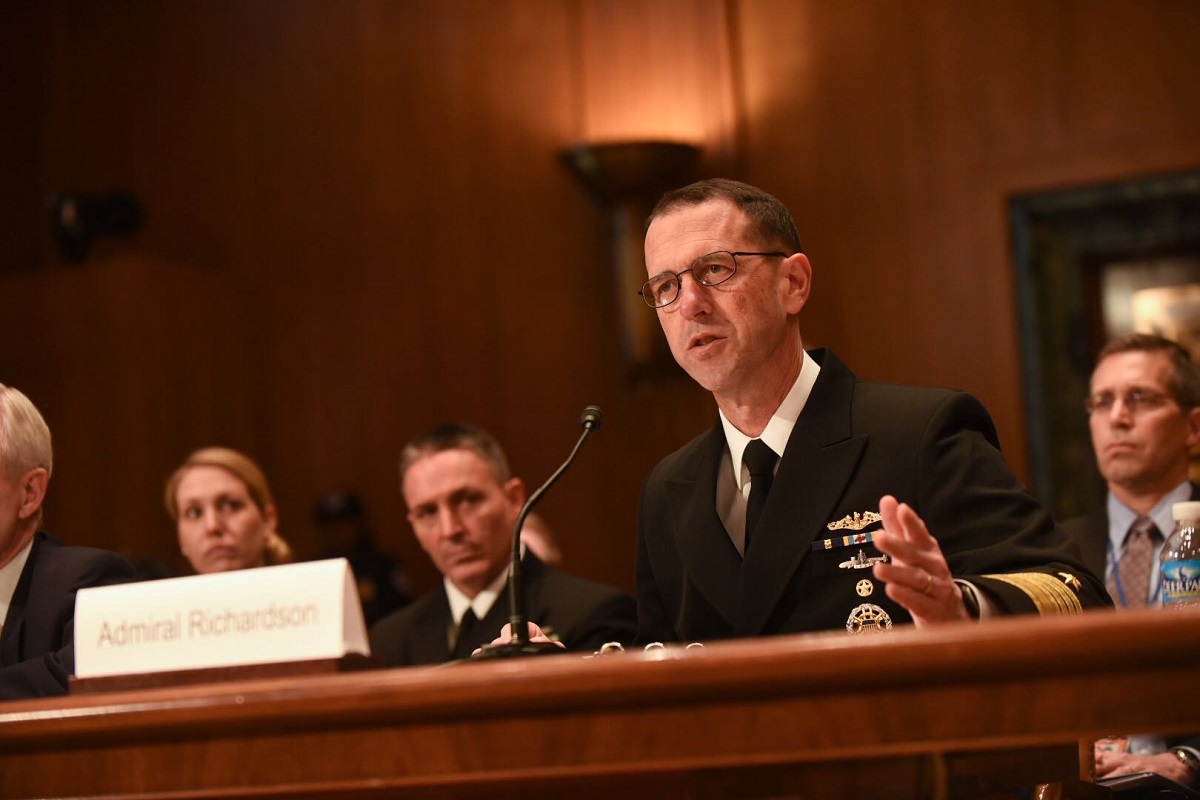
[73,558,369,678]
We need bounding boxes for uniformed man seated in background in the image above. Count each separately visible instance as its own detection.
[369,422,636,666]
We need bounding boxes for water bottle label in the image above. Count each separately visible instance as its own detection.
[1161,559,1200,606]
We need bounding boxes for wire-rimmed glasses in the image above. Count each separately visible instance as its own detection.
[1084,388,1173,416]
[638,250,788,309]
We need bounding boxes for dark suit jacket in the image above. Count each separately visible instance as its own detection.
[1,531,138,700]
[636,348,1111,644]
[1061,486,1200,754]
[1060,482,1200,592]
[369,552,637,667]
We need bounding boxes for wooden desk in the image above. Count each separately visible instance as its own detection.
[1,608,1197,799]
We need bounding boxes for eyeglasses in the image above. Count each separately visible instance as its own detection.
[1084,388,1174,415]
[638,250,788,309]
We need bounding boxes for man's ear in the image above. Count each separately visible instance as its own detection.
[1185,406,1200,449]
[783,253,812,315]
[16,467,49,521]
[505,477,526,510]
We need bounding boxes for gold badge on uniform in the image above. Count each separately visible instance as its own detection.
[839,548,889,570]
[845,603,892,634]
[827,511,883,531]
[855,579,874,597]
[815,511,885,553]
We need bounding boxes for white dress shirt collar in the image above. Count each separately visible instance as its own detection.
[720,349,821,491]
[444,562,510,626]
[0,537,35,634]
[1106,481,1191,552]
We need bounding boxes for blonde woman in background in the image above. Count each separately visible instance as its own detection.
[164,447,292,574]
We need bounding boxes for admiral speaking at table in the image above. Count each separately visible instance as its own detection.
[502,179,1111,650]
[633,177,1114,643]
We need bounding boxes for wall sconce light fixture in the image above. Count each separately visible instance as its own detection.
[50,190,144,263]
[562,140,701,378]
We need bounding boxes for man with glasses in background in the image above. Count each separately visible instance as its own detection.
[1062,332,1200,788]
[628,178,1110,646]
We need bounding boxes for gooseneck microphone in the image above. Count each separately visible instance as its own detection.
[473,405,603,659]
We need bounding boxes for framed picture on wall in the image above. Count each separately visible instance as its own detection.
[1100,256,1200,352]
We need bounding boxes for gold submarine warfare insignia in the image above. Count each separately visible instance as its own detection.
[839,549,889,570]
[845,603,892,634]
[827,511,883,531]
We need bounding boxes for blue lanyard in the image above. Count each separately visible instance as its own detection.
[1106,535,1163,607]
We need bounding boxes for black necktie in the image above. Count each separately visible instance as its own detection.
[451,608,479,659]
[743,439,778,551]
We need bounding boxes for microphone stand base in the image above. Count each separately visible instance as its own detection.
[471,641,564,660]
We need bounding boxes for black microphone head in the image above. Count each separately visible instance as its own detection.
[580,405,603,431]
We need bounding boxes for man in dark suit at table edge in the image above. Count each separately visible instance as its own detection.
[0,383,138,700]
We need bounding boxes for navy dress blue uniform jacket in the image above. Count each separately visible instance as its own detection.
[636,348,1111,645]
[369,552,636,667]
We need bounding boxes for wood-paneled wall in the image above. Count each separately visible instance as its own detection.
[736,0,1200,476]
[2,0,1198,594]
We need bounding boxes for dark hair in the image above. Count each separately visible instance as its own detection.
[646,178,803,254]
[399,422,510,483]
[1096,332,1200,409]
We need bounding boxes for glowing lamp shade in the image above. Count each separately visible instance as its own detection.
[561,141,702,377]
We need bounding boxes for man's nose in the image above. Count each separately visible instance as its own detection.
[674,271,711,318]
[1106,398,1135,425]
[436,506,465,538]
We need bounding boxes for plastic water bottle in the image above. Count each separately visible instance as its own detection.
[1161,501,1200,608]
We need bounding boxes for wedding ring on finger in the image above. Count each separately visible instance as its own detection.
[922,570,933,596]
